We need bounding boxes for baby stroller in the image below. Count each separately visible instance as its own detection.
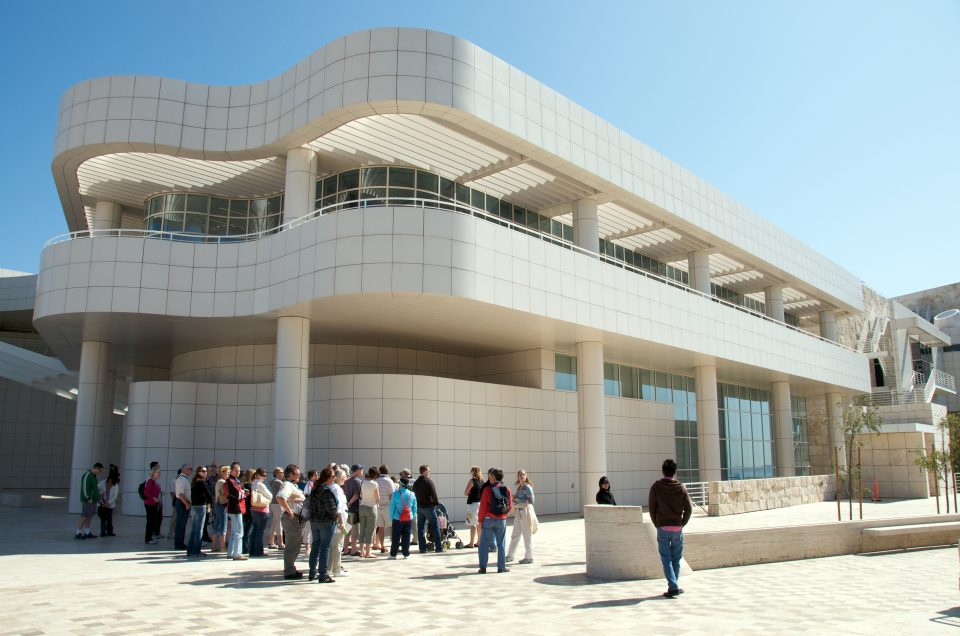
[426,502,464,550]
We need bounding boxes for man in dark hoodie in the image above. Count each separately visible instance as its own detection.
[648,458,692,598]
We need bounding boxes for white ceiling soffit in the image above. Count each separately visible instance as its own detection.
[0,341,77,397]
[464,162,596,210]
[77,153,288,210]
[307,114,510,180]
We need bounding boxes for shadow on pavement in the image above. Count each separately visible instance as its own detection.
[572,596,663,609]
[534,572,613,586]
[179,570,299,589]
[930,607,960,628]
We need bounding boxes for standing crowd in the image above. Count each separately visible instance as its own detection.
[73,456,692,596]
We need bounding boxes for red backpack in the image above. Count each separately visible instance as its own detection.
[399,491,412,522]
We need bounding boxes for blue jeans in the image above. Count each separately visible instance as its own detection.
[657,528,684,591]
[390,520,412,557]
[185,507,206,556]
[417,506,442,552]
[479,517,507,571]
[227,513,243,557]
[309,521,337,578]
[213,503,227,535]
[249,511,268,556]
[173,500,188,549]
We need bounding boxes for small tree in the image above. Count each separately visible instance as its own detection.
[914,413,960,513]
[838,395,882,520]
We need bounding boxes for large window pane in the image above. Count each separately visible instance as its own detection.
[640,369,654,400]
[555,354,577,392]
[416,170,438,193]
[620,366,639,399]
[654,372,671,402]
[186,194,208,213]
[339,169,360,191]
[603,362,620,397]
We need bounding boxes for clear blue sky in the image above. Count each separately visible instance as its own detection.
[1,1,957,298]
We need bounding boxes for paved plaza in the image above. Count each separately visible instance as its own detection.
[0,496,958,635]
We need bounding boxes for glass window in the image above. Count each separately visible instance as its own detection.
[339,169,360,191]
[471,189,485,211]
[514,206,526,225]
[185,194,207,214]
[322,176,338,198]
[229,199,249,217]
[455,183,470,205]
[227,216,247,235]
[147,215,163,231]
[167,193,186,211]
[208,216,227,236]
[562,224,573,242]
[620,366,639,399]
[416,170,438,193]
[439,177,455,201]
[268,196,282,215]
[555,354,577,392]
[654,372,671,402]
[500,201,513,220]
[526,212,540,231]
[672,375,686,404]
[184,213,207,234]
[603,363,620,397]
[162,212,184,232]
[640,369,654,400]
[389,167,415,188]
[209,197,229,216]
[485,195,499,216]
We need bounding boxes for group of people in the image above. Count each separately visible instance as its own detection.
[74,456,692,596]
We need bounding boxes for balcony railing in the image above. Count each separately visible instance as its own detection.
[44,197,855,352]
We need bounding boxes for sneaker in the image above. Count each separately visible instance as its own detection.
[505,556,515,562]
[663,588,684,598]
[402,555,408,559]
[267,544,278,549]
[519,558,534,564]
[147,538,159,545]
[308,572,317,581]
[318,575,335,584]
[477,568,487,574]
[337,570,349,576]
[74,534,83,540]
[497,567,510,573]
[232,555,249,561]
[388,555,397,560]
[283,571,304,580]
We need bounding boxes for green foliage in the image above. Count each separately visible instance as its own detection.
[913,413,960,508]
[838,394,882,519]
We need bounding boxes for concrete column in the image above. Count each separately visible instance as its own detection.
[571,199,599,254]
[93,201,121,231]
[273,316,310,469]
[97,369,117,465]
[283,147,318,224]
[687,250,711,295]
[771,381,795,476]
[825,392,845,468]
[764,286,785,322]
[819,310,838,342]
[68,340,112,513]
[695,365,721,481]
[576,341,606,510]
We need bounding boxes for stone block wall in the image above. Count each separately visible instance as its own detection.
[708,474,836,516]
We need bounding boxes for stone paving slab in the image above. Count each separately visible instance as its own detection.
[0,497,958,634]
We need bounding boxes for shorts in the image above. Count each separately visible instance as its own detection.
[347,511,359,525]
[81,501,98,518]
[465,502,480,527]
[376,504,392,528]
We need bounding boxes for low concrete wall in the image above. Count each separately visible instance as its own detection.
[583,505,691,580]
[685,514,960,570]
[708,475,836,516]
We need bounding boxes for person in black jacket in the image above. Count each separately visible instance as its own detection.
[412,465,443,553]
[186,465,212,557]
[596,476,617,505]
[308,467,340,583]
[648,459,693,598]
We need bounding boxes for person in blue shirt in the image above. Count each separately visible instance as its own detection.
[388,474,418,559]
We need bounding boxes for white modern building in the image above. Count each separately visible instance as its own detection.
[0,28,953,517]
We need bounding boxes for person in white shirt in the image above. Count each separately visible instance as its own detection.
[327,468,349,577]
[173,464,193,550]
[276,464,307,580]
[97,474,119,537]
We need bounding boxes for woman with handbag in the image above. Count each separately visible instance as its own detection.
[463,466,483,548]
[358,467,380,558]
[506,469,536,565]
[186,465,212,557]
[211,465,229,553]
[98,473,118,537]
[249,467,273,557]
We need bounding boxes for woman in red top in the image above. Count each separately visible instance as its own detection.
[143,466,162,544]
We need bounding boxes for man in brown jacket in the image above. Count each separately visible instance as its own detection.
[648,458,693,598]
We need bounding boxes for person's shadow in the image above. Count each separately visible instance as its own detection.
[930,607,960,627]
[572,596,664,609]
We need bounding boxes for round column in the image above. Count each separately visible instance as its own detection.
[572,199,599,254]
[576,341,606,511]
[273,316,310,469]
[819,310,838,342]
[687,250,711,295]
[68,340,112,513]
[283,147,318,224]
[93,201,121,231]
[764,286,785,322]
[771,381,795,476]
[695,365,721,481]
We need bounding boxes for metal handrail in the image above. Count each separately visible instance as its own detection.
[42,197,855,352]
[685,481,709,513]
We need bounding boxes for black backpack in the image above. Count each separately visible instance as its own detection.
[137,481,147,501]
[489,484,510,515]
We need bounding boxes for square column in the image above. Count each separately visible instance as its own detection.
[68,340,112,513]
[283,147,318,223]
[771,381,795,476]
[695,365,721,481]
[576,341,606,510]
[273,316,310,469]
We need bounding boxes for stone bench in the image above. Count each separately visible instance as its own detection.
[861,521,960,552]
[584,504,692,580]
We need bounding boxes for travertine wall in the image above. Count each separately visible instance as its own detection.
[708,474,836,516]
[859,430,934,499]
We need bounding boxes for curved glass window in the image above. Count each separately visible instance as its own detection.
[143,192,283,240]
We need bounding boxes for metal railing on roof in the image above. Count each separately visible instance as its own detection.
[43,197,854,352]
